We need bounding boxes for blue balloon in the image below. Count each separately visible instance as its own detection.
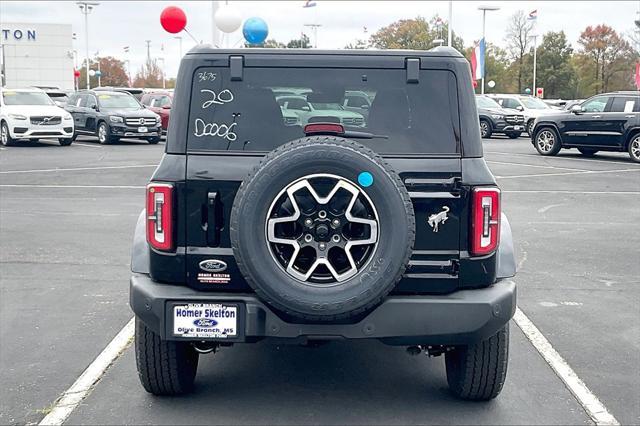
[243,17,268,44]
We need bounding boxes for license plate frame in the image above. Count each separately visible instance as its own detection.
[169,302,243,341]
[138,126,148,133]
[514,125,524,131]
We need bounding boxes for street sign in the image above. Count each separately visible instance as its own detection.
[536,87,544,98]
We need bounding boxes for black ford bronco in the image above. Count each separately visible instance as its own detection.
[130,47,517,401]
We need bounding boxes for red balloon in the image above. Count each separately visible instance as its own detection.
[74,70,81,78]
[160,6,187,34]
[472,80,478,88]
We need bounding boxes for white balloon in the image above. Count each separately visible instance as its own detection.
[215,6,242,33]
[88,69,96,77]
[487,80,496,88]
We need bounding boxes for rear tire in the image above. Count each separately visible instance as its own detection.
[628,134,640,163]
[534,127,561,156]
[1,122,15,146]
[134,318,199,395]
[479,119,492,139]
[526,120,535,136]
[59,138,73,146]
[445,325,509,401]
[506,132,521,139]
[577,148,598,157]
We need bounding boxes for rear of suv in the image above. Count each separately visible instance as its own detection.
[130,47,517,401]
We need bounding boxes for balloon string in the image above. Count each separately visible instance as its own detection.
[183,28,201,44]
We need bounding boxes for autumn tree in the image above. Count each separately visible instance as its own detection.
[132,59,164,88]
[369,16,464,51]
[505,10,534,92]
[534,31,576,98]
[577,24,636,92]
[345,39,368,49]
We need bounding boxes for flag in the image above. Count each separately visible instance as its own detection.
[303,0,316,7]
[470,38,485,80]
[528,10,538,20]
[635,63,640,90]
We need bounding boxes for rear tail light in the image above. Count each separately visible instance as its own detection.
[470,187,500,256]
[146,183,174,251]
[304,123,345,135]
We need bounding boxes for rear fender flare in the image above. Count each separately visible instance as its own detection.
[131,209,150,274]
[497,212,516,279]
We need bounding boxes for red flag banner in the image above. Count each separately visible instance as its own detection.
[635,63,640,90]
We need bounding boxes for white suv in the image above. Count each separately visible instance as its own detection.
[488,94,563,135]
[0,88,74,146]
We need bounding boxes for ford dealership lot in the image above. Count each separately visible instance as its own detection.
[0,135,638,425]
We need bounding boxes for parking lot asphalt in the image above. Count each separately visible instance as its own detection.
[1,134,638,425]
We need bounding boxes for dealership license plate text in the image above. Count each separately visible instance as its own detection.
[173,303,237,338]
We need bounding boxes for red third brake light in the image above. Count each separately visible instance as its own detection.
[304,123,345,135]
[470,187,500,256]
[147,183,174,251]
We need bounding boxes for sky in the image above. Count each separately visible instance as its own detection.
[1,0,639,80]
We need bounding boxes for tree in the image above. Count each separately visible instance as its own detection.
[286,34,311,49]
[132,59,164,88]
[577,24,636,93]
[505,10,534,92]
[534,31,576,98]
[345,39,369,49]
[246,38,286,48]
[78,56,129,89]
[369,16,463,51]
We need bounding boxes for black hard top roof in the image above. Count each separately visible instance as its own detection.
[186,45,464,59]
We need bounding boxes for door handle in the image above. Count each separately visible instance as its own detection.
[592,115,601,118]
[625,115,635,118]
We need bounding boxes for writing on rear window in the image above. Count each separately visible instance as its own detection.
[187,67,460,155]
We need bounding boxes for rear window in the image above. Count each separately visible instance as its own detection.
[186,67,459,155]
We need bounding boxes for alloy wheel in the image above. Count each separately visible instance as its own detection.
[266,174,379,285]
[536,130,556,153]
[1,124,7,145]
[480,121,489,138]
[631,136,640,161]
[98,124,107,143]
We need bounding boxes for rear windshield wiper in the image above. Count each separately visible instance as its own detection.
[342,131,389,139]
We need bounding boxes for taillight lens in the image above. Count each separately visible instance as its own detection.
[146,183,174,251]
[470,187,500,256]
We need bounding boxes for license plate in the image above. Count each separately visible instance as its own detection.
[173,303,237,338]
[138,126,148,133]
[514,125,523,130]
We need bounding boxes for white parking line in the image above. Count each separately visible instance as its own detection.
[72,142,102,148]
[514,308,619,425]
[486,160,588,172]
[485,151,637,166]
[0,164,157,174]
[0,184,144,189]
[496,168,640,179]
[38,317,135,426]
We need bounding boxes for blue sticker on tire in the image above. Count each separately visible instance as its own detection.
[358,171,373,187]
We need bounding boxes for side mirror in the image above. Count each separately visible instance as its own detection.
[301,106,311,112]
[515,105,524,112]
[571,105,583,114]
[360,104,370,110]
[91,104,98,111]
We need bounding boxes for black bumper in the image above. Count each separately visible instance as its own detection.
[130,274,516,345]
[110,124,160,138]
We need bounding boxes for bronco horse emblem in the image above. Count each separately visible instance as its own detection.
[427,206,450,232]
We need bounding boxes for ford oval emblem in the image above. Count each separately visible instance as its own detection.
[199,259,227,273]
[193,318,218,327]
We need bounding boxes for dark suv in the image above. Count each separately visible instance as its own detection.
[130,47,517,401]
[476,95,525,139]
[66,90,161,144]
[531,91,640,162]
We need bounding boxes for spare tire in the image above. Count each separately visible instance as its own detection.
[230,136,415,321]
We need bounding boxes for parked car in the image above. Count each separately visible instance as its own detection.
[140,91,173,133]
[130,47,517,401]
[277,95,366,127]
[475,95,525,139]
[0,87,74,146]
[43,88,73,108]
[65,90,161,144]
[342,90,372,120]
[94,86,145,101]
[531,91,640,162]
[488,94,564,135]
[563,99,585,110]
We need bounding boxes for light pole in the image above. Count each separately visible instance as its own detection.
[447,0,453,47]
[174,36,183,58]
[77,1,100,90]
[158,57,166,89]
[477,5,500,94]
[304,24,322,48]
[531,34,538,97]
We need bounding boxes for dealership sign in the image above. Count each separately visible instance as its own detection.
[1,28,37,41]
